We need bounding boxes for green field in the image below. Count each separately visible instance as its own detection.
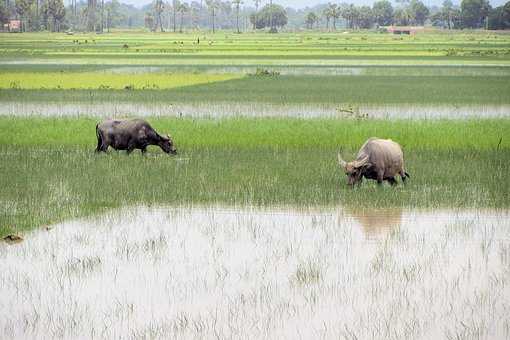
[1,30,510,340]
[1,117,509,237]
[1,30,510,237]
[1,31,510,106]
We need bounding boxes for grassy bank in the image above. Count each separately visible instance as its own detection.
[1,117,508,237]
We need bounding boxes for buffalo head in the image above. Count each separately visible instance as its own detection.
[160,134,177,155]
[338,153,370,186]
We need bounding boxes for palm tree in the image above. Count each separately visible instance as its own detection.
[330,3,340,30]
[153,0,165,32]
[305,12,318,29]
[172,0,180,32]
[253,0,261,29]
[177,2,189,32]
[206,0,219,33]
[232,0,243,33]
[322,6,331,30]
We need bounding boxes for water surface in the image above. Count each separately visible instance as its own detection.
[1,206,509,339]
[2,101,509,119]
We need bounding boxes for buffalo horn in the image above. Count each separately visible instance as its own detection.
[337,153,347,168]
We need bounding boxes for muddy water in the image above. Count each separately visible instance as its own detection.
[1,101,509,119]
[1,206,509,339]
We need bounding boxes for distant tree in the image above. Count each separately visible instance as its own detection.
[409,0,429,25]
[104,0,122,32]
[0,3,8,25]
[15,0,33,31]
[232,0,242,33]
[305,11,318,29]
[322,6,331,30]
[250,3,287,31]
[431,0,460,28]
[394,6,413,25]
[461,0,490,28]
[51,0,65,31]
[171,0,180,32]
[340,3,357,29]
[372,0,393,26]
[252,0,261,29]
[487,1,510,29]
[190,1,201,29]
[176,1,188,32]
[206,0,219,33]
[441,0,454,28]
[357,5,374,28]
[87,0,97,31]
[153,0,164,31]
[504,1,510,26]
[327,3,339,30]
[144,11,154,29]
[41,0,65,31]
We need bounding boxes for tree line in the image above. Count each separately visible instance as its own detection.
[1,0,509,32]
[305,0,510,30]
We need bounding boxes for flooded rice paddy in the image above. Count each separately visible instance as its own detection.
[2,101,509,119]
[1,206,509,339]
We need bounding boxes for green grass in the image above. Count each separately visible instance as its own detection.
[1,31,509,60]
[1,116,509,237]
[2,74,509,105]
[1,31,509,237]
[1,31,509,105]
[0,73,243,90]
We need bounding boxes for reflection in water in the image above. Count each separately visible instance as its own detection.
[0,206,509,339]
[344,207,402,239]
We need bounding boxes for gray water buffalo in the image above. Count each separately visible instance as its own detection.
[338,138,409,186]
[96,118,177,155]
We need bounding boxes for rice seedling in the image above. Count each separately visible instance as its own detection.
[0,73,243,90]
[1,75,508,105]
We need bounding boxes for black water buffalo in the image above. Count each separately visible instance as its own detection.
[338,138,409,186]
[96,118,177,155]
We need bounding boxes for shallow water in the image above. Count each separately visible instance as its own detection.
[1,101,509,119]
[1,206,509,339]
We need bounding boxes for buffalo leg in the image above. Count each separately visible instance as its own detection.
[95,137,102,152]
[126,140,137,155]
[96,142,108,153]
[377,171,384,185]
[141,147,147,154]
[96,136,107,153]
[388,177,398,186]
[400,171,408,184]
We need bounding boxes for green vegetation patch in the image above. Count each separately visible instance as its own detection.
[2,74,509,105]
[0,73,243,90]
[1,117,508,237]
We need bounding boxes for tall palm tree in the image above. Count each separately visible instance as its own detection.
[206,0,219,33]
[172,0,180,32]
[232,0,243,33]
[153,0,165,32]
[253,0,261,29]
[322,6,331,30]
[177,2,189,32]
[328,2,339,30]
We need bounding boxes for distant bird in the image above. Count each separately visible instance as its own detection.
[3,234,24,244]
